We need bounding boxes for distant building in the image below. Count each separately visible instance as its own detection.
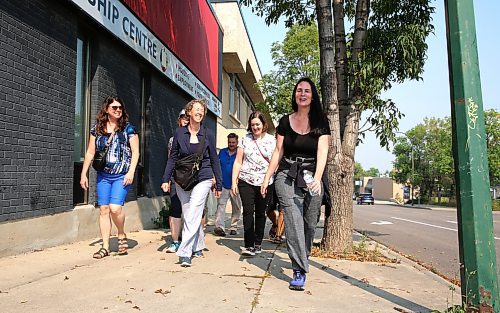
[356,177,405,202]
[212,0,274,149]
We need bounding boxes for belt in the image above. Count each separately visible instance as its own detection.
[285,156,315,163]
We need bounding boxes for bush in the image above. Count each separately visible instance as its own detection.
[492,200,500,211]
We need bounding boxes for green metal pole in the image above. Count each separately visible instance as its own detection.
[445,0,499,311]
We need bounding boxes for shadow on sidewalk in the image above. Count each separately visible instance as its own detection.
[210,223,431,312]
[211,222,293,284]
[308,258,431,312]
[88,237,139,253]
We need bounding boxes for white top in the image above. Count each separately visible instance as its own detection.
[238,133,276,186]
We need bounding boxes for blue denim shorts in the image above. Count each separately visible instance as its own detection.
[96,172,131,206]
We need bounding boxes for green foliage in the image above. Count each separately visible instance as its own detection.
[431,305,466,313]
[256,23,320,121]
[353,162,380,179]
[392,110,500,204]
[364,167,380,177]
[392,117,454,201]
[244,0,435,150]
[492,200,500,211]
[485,109,500,186]
[151,199,170,229]
[352,1,435,147]
[240,0,315,27]
[353,162,364,180]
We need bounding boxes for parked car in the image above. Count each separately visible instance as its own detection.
[356,193,374,205]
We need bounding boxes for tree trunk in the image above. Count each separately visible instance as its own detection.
[332,0,348,139]
[315,0,352,253]
[318,0,370,253]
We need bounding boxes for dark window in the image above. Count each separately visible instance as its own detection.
[73,36,91,205]
[137,75,151,197]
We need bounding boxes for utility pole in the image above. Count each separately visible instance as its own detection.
[445,0,499,311]
[411,148,414,206]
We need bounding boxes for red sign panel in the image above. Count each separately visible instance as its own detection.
[122,0,221,96]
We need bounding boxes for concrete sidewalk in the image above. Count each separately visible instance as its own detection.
[0,224,460,313]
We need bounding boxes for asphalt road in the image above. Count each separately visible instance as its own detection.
[353,202,500,283]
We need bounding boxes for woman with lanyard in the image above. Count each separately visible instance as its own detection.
[80,96,140,259]
[162,99,222,267]
[261,77,330,290]
[232,111,276,256]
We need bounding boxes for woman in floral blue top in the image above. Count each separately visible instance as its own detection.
[80,96,140,259]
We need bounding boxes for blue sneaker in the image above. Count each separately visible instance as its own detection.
[180,256,191,267]
[192,250,203,258]
[166,241,180,253]
[289,270,306,290]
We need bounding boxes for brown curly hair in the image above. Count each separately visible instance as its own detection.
[95,96,129,136]
[184,99,207,120]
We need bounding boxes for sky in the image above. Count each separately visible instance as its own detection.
[241,1,500,173]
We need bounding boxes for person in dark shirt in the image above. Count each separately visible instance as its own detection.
[164,109,189,253]
[214,133,242,237]
[161,99,222,267]
[261,77,331,290]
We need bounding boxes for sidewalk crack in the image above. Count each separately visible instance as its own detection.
[249,245,280,313]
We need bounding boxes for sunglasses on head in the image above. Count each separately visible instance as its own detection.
[110,105,122,111]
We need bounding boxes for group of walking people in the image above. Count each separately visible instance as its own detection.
[80,77,331,291]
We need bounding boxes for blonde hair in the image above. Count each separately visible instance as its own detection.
[185,99,208,120]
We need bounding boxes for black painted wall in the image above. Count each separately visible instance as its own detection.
[0,0,217,222]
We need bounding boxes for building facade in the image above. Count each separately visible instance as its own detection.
[0,0,233,256]
[211,0,273,148]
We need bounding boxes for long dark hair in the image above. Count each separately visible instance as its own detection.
[95,96,129,135]
[291,77,328,134]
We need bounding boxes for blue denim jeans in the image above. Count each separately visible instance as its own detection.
[274,169,323,273]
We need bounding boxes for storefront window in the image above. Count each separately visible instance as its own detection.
[73,36,90,205]
[137,75,150,197]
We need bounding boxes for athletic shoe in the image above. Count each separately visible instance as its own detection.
[180,257,192,267]
[214,227,226,237]
[229,230,237,236]
[192,250,203,258]
[166,241,180,253]
[272,236,284,244]
[289,270,306,290]
[254,245,262,254]
[241,247,256,256]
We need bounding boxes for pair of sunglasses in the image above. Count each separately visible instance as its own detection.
[110,105,122,111]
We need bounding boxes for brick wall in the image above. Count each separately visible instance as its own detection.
[0,0,77,221]
[0,0,218,222]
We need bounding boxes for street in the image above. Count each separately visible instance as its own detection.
[353,202,500,283]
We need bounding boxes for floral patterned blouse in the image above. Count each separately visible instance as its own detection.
[238,133,276,186]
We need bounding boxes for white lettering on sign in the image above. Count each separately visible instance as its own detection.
[70,0,222,117]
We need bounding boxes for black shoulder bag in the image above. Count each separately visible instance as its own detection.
[173,131,206,191]
[92,132,115,172]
